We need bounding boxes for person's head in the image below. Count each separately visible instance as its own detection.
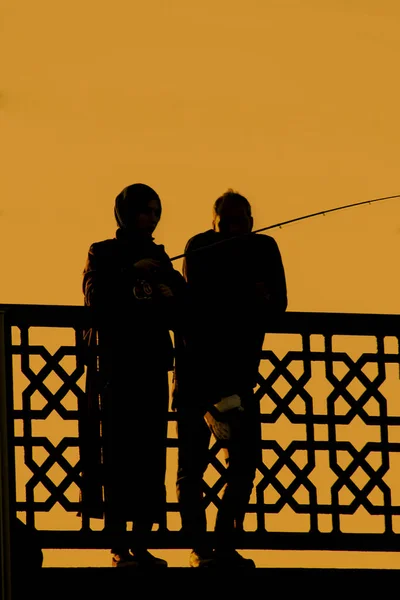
[114,183,161,237]
[212,189,253,236]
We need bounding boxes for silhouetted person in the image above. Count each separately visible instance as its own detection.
[173,189,288,567]
[81,183,185,567]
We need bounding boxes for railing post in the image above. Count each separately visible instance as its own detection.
[0,311,13,600]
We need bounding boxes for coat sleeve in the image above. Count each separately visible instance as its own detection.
[153,246,188,332]
[82,244,100,308]
[82,243,136,314]
[182,236,209,285]
[82,243,114,310]
[258,237,288,314]
[163,262,187,298]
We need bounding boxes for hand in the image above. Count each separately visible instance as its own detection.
[204,411,231,440]
[133,258,161,276]
[157,283,174,298]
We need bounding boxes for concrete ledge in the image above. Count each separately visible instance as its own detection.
[13,566,400,600]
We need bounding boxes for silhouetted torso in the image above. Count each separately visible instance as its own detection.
[81,228,185,522]
[175,229,287,404]
[83,230,184,372]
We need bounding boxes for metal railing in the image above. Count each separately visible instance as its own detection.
[2,303,400,586]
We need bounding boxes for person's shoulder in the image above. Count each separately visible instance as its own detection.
[185,229,216,253]
[88,238,118,256]
[253,233,279,249]
[151,240,171,260]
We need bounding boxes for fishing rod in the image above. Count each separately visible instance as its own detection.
[170,193,400,262]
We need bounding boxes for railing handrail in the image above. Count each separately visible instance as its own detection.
[1,303,400,335]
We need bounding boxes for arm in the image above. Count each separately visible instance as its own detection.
[256,237,288,314]
[146,244,189,331]
[82,243,135,315]
[183,235,211,285]
[83,244,107,309]
[181,235,213,330]
[162,264,187,298]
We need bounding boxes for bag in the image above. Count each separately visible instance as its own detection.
[133,278,154,300]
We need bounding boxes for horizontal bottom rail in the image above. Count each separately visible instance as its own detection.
[34,531,400,552]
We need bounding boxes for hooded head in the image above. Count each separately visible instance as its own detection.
[114,183,162,237]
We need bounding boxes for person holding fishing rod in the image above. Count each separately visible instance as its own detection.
[169,189,400,568]
[81,183,186,568]
[172,189,288,568]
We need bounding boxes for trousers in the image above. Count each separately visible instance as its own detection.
[176,391,261,552]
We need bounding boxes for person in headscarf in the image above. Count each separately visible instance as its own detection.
[80,183,186,567]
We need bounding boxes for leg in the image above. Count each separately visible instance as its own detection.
[105,510,134,566]
[127,370,169,566]
[176,405,212,554]
[103,369,169,565]
[103,458,128,555]
[214,395,261,554]
[129,518,167,568]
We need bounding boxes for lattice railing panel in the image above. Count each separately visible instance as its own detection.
[3,305,400,547]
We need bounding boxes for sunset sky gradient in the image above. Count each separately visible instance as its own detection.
[2,0,400,568]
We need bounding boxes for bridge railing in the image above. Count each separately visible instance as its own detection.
[1,304,400,555]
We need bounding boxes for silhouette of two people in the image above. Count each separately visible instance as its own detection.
[80,184,287,568]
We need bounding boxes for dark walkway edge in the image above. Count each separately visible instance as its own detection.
[13,566,400,600]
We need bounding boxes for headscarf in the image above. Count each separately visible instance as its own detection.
[114,183,162,230]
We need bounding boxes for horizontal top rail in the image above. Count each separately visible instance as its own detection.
[1,304,400,336]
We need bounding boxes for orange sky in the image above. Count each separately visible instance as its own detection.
[2,0,400,568]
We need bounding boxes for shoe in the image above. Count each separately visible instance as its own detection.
[130,550,168,568]
[214,549,256,568]
[111,551,138,568]
[189,549,217,568]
